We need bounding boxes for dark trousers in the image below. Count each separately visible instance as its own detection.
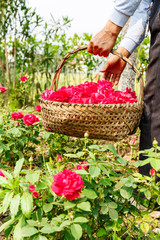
[139,0,160,176]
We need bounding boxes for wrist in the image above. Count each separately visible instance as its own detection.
[116,46,131,58]
[103,20,122,39]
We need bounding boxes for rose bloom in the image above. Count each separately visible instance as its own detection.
[23,114,40,126]
[11,112,24,120]
[130,138,135,145]
[20,76,28,82]
[150,168,157,176]
[0,170,6,178]
[51,169,84,201]
[15,121,19,127]
[29,184,35,192]
[32,191,39,198]
[0,86,6,93]
[57,154,62,162]
[35,105,41,112]
[75,161,89,170]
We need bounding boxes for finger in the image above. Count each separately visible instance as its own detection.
[114,73,121,85]
[106,73,112,81]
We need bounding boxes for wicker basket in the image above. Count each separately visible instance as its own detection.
[39,46,144,141]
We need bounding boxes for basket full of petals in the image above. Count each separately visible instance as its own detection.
[39,46,144,141]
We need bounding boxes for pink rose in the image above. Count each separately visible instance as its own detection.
[20,76,28,82]
[150,168,157,176]
[0,86,6,93]
[11,112,24,120]
[57,154,62,162]
[0,170,6,178]
[51,170,84,201]
[35,105,41,112]
[29,184,35,192]
[23,114,39,126]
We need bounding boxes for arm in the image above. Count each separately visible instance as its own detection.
[87,0,142,57]
[100,0,152,84]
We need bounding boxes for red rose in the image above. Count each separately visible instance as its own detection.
[0,86,6,93]
[75,161,89,171]
[11,112,24,120]
[23,114,39,126]
[20,76,28,82]
[32,191,39,198]
[35,105,41,112]
[150,168,157,176]
[57,154,62,162]
[51,170,84,201]
[0,170,6,178]
[41,80,137,104]
[130,138,135,145]
[29,184,35,192]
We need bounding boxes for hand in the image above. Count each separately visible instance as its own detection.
[87,20,122,57]
[100,47,130,85]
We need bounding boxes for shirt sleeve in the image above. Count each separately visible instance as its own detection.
[109,0,143,27]
[120,0,152,54]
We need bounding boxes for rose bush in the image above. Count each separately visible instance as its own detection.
[41,80,137,104]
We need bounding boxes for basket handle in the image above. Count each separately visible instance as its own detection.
[50,46,144,105]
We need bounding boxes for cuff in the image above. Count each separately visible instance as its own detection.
[109,8,130,27]
[120,37,138,54]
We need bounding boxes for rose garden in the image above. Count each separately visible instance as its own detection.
[0,1,160,239]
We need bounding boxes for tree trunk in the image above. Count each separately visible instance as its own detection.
[4,36,11,86]
[13,14,17,89]
[118,20,137,92]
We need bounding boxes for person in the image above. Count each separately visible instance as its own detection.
[87,0,160,177]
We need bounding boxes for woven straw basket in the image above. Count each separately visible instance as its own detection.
[39,46,144,141]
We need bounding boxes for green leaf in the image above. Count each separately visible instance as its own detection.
[109,209,118,221]
[13,223,23,240]
[140,222,150,234]
[99,178,112,186]
[77,201,91,211]
[64,201,76,210]
[7,128,21,137]
[13,158,24,178]
[117,156,127,166]
[0,219,14,232]
[120,187,132,199]
[108,202,117,209]
[0,175,9,186]
[89,166,101,178]
[82,189,97,199]
[74,169,89,175]
[33,236,48,240]
[21,192,33,218]
[150,159,160,171]
[64,152,85,158]
[10,194,20,217]
[43,203,53,213]
[25,173,39,184]
[73,217,88,223]
[60,220,72,228]
[3,192,14,213]
[21,226,38,237]
[40,225,56,234]
[71,224,82,239]
[97,228,107,237]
